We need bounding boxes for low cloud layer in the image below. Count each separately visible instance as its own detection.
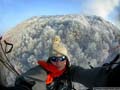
[82,0,120,28]
[84,0,119,17]
[115,2,120,28]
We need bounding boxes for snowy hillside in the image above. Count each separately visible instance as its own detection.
[1,15,120,87]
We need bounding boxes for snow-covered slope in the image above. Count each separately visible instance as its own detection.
[1,15,120,87]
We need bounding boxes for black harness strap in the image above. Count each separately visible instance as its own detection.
[68,66,76,90]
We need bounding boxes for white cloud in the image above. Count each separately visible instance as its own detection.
[84,0,120,18]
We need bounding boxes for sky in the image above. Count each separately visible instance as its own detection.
[0,0,120,35]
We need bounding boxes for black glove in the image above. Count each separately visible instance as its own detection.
[15,77,35,90]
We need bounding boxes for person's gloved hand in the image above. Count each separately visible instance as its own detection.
[15,77,35,90]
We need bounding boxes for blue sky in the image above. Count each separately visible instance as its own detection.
[0,0,120,35]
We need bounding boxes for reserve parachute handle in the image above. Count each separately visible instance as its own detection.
[4,40,13,54]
